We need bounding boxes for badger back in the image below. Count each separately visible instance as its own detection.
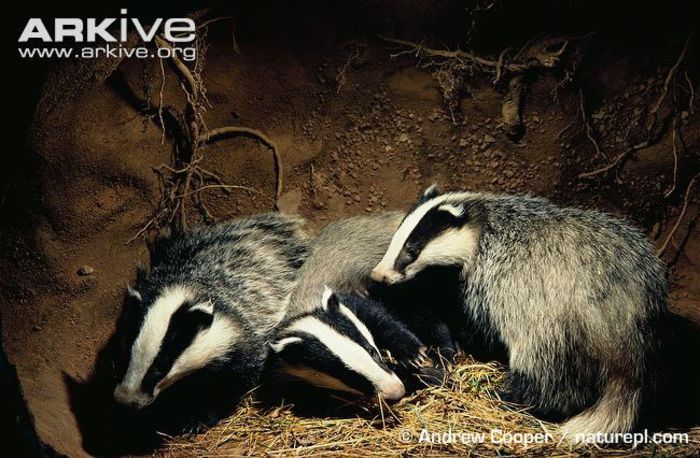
[286,212,404,316]
[150,213,309,333]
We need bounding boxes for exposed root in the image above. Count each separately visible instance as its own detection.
[336,45,362,93]
[381,34,571,132]
[198,126,283,208]
[431,65,467,124]
[381,36,501,69]
[154,36,198,98]
[502,75,526,140]
[492,47,512,85]
[556,118,576,139]
[684,70,695,114]
[658,173,699,257]
[647,32,693,132]
[579,32,693,179]
[578,87,605,159]
[578,140,651,179]
[664,117,680,198]
[156,58,167,145]
[128,29,282,243]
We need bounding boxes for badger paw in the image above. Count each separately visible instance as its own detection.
[414,366,446,387]
[394,365,447,393]
[385,339,432,368]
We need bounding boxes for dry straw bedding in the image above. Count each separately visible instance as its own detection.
[160,357,699,457]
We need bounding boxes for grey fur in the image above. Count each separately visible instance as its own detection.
[376,191,667,439]
[141,213,309,334]
[286,211,404,316]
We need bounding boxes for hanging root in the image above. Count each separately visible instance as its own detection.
[579,32,693,179]
[657,174,699,258]
[578,87,605,159]
[380,34,571,133]
[336,45,363,93]
[198,126,283,209]
[128,28,283,243]
[502,75,526,140]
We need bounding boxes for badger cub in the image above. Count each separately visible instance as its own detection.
[371,186,667,440]
[267,213,447,402]
[112,213,308,431]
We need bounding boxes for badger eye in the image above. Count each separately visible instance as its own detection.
[406,245,419,258]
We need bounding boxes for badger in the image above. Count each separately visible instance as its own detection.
[370,186,667,440]
[111,213,308,431]
[266,213,449,402]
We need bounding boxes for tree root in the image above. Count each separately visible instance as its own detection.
[578,140,652,179]
[664,118,680,198]
[578,87,605,159]
[647,32,693,132]
[128,26,282,243]
[502,76,526,140]
[198,126,283,208]
[380,34,570,134]
[580,32,693,179]
[336,45,362,93]
[657,173,698,257]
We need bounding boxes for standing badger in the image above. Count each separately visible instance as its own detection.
[112,213,308,431]
[371,187,667,440]
[267,213,446,402]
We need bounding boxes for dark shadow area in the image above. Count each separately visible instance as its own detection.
[643,313,700,430]
[0,315,59,458]
[373,265,509,363]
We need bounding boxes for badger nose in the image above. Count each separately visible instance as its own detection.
[113,384,153,409]
[370,268,388,283]
[378,373,406,401]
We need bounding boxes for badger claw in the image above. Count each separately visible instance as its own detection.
[419,347,429,361]
[381,349,397,364]
[408,348,431,369]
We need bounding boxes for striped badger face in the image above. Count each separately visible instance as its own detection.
[113,285,238,409]
[371,185,480,285]
[270,287,405,401]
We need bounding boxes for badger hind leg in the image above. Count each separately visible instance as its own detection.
[497,370,580,422]
[559,380,640,443]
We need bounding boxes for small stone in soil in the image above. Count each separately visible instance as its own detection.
[77,266,94,276]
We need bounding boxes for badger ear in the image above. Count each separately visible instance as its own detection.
[189,301,214,316]
[126,286,142,304]
[321,285,340,311]
[419,184,440,203]
[269,336,302,353]
[437,202,465,219]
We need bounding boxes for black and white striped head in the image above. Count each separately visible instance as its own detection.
[270,287,405,401]
[371,185,481,285]
[113,284,240,409]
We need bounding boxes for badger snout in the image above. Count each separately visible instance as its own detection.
[370,266,403,285]
[113,384,154,410]
[377,373,406,401]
